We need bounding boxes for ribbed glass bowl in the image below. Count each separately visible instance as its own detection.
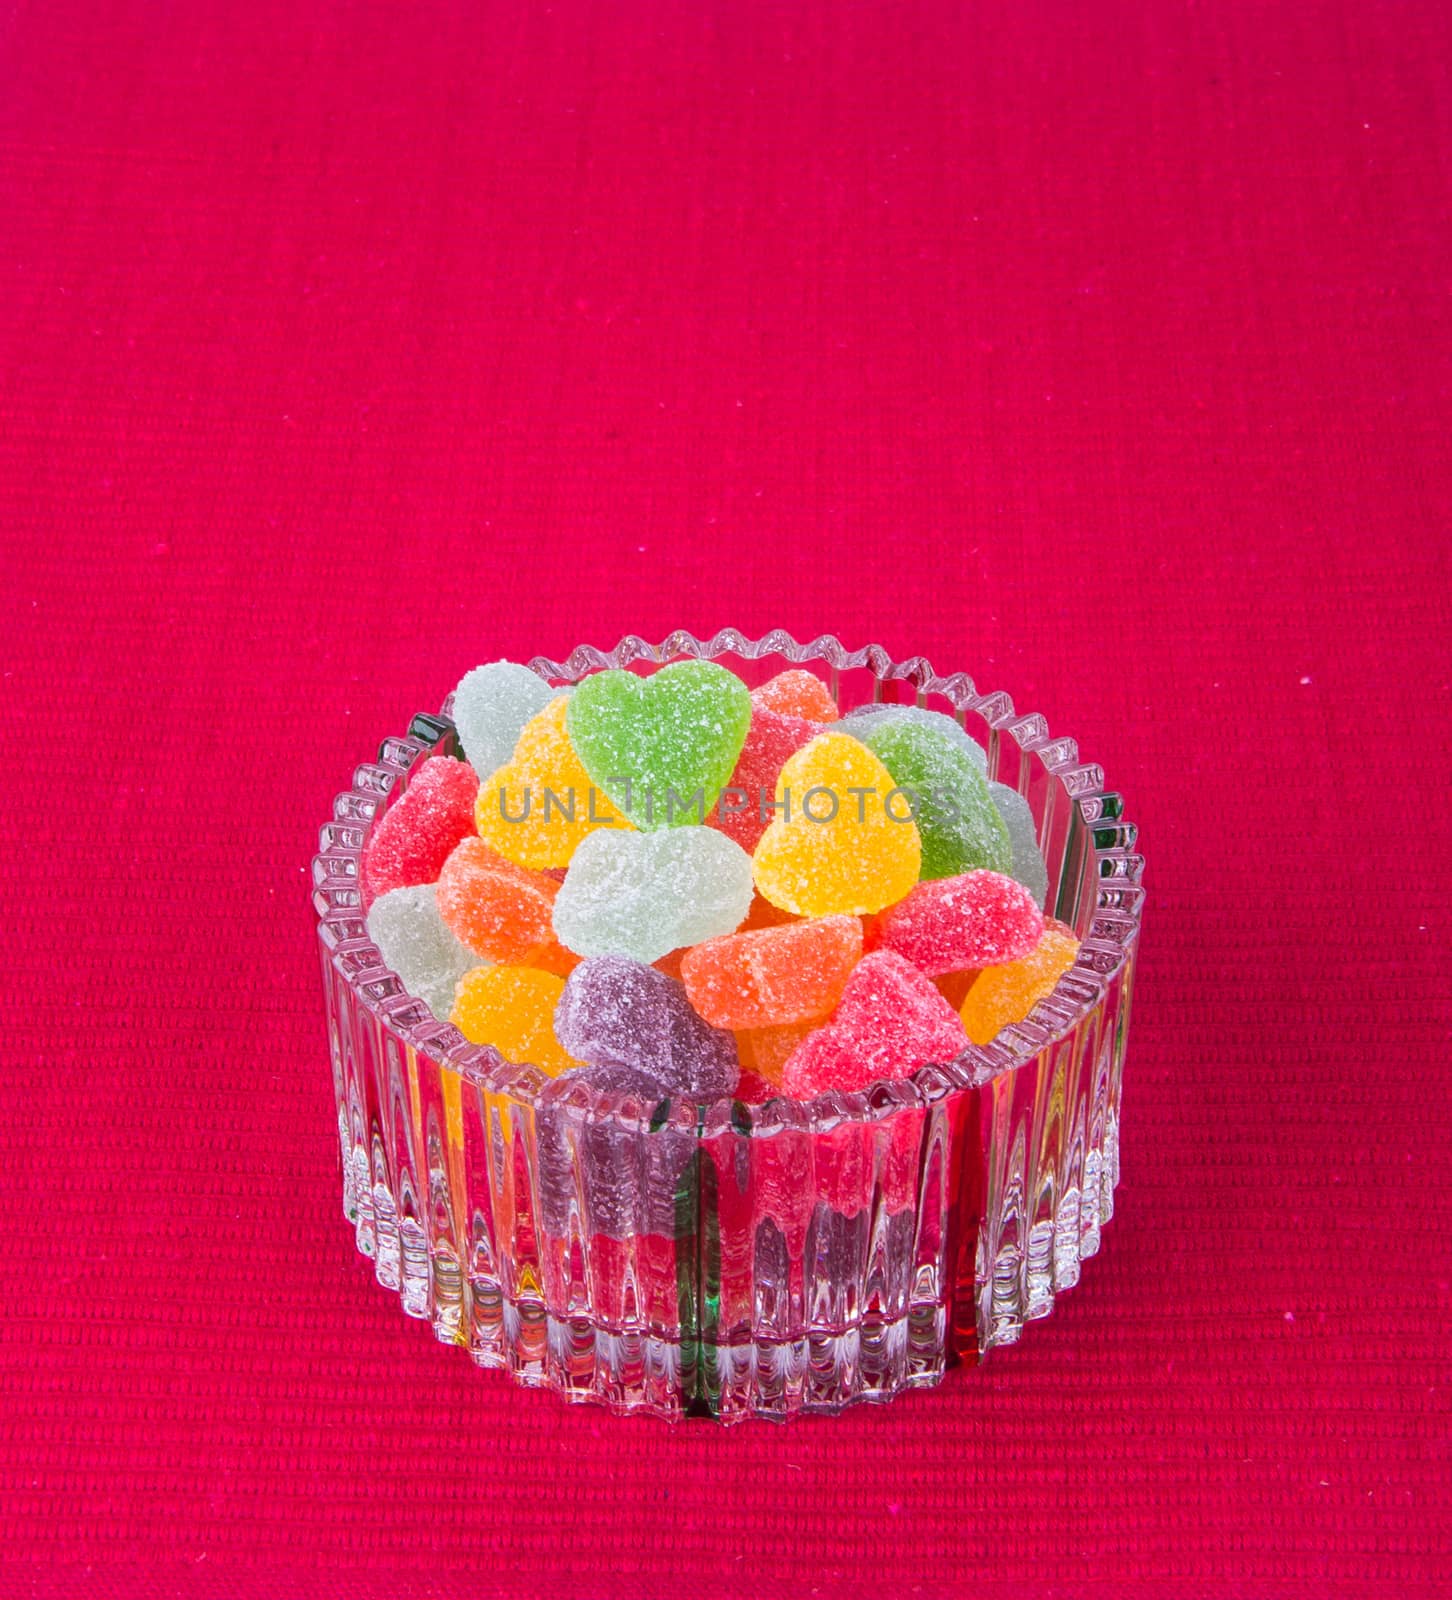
[311,630,1144,1422]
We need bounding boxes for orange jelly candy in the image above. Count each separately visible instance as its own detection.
[450,965,580,1076]
[680,915,863,1030]
[436,836,575,969]
[734,1021,818,1086]
[959,920,1081,1045]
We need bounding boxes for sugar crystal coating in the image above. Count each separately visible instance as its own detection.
[566,660,752,830]
[857,718,1011,880]
[451,660,561,779]
[875,869,1044,976]
[780,950,968,1097]
[436,836,563,965]
[961,920,1080,1045]
[835,704,987,771]
[709,704,821,851]
[475,695,630,870]
[681,915,862,1029]
[752,734,921,916]
[450,965,579,1076]
[552,825,753,964]
[361,756,478,904]
[365,883,478,1023]
[750,669,839,723]
[555,955,740,1099]
[989,780,1050,909]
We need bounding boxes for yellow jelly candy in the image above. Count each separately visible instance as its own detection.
[752,733,921,916]
[475,695,630,870]
[450,965,580,1076]
[959,921,1081,1045]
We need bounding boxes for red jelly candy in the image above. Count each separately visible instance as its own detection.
[709,705,821,851]
[874,870,1043,977]
[361,756,478,905]
[750,669,839,723]
[780,950,968,1097]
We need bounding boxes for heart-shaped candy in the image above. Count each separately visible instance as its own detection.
[451,660,563,778]
[475,695,630,870]
[780,950,967,1097]
[566,660,751,831]
[552,825,754,964]
[752,733,921,917]
[854,717,1011,880]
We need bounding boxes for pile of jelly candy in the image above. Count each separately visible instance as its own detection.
[362,659,1080,1105]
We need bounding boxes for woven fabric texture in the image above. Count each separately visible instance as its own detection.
[1,1,1448,1593]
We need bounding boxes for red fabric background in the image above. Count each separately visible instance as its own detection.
[1,1,1449,1594]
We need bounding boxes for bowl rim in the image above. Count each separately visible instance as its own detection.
[312,628,1144,1138]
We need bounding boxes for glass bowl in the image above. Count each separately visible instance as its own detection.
[310,630,1144,1422]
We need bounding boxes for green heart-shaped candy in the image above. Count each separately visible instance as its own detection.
[566,660,752,831]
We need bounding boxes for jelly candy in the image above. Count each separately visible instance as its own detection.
[476,695,629,870]
[552,825,753,964]
[836,704,987,771]
[738,893,798,931]
[780,951,967,1097]
[960,920,1080,1045]
[752,733,920,916]
[989,780,1049,908]
[875,869,1044,976]
[680,915,862,1029]
[436,836,567,966]
[710,704,821,851]
[450,965,580,1076]
[555,955,740,1098]
[734,1022,817,1086]
[365,883,478,1022]
[856,717,1011,880]
[361,755,478,904]
[566,660,752,829]
[750,668,838,723]
[451,660,561,779]
[732,1069,781,1104]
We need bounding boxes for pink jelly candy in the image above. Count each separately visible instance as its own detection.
[361,756,478,905]
[780,950,968,1097]
[709,705,821,851]
[873,869,1044,977]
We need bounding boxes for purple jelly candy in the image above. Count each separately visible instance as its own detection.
[555,955,740,1100]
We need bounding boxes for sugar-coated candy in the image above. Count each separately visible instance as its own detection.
[451,660,561,779]
[710,704,820,851]
[875,869,1044,976]
[752,734,921,916]
[365,883,478,1022]
[989,780,1049,909]
[681,915,862,1029]
[555,955,740,1099]
[961,920,1080,1045]
[436,836,563,965]
[750,669,838,723]
[552,825,754,964]
[476,695,630,870]
[856,718,1011,881]
[780,951,967,1097]
[362,756,478,904]
[734,1023,817,1086]
[450,965,580,1076]
[566,660,752,830]
[836,704,987,771]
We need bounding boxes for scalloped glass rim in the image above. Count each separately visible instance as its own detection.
[312,629,1145,1138]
